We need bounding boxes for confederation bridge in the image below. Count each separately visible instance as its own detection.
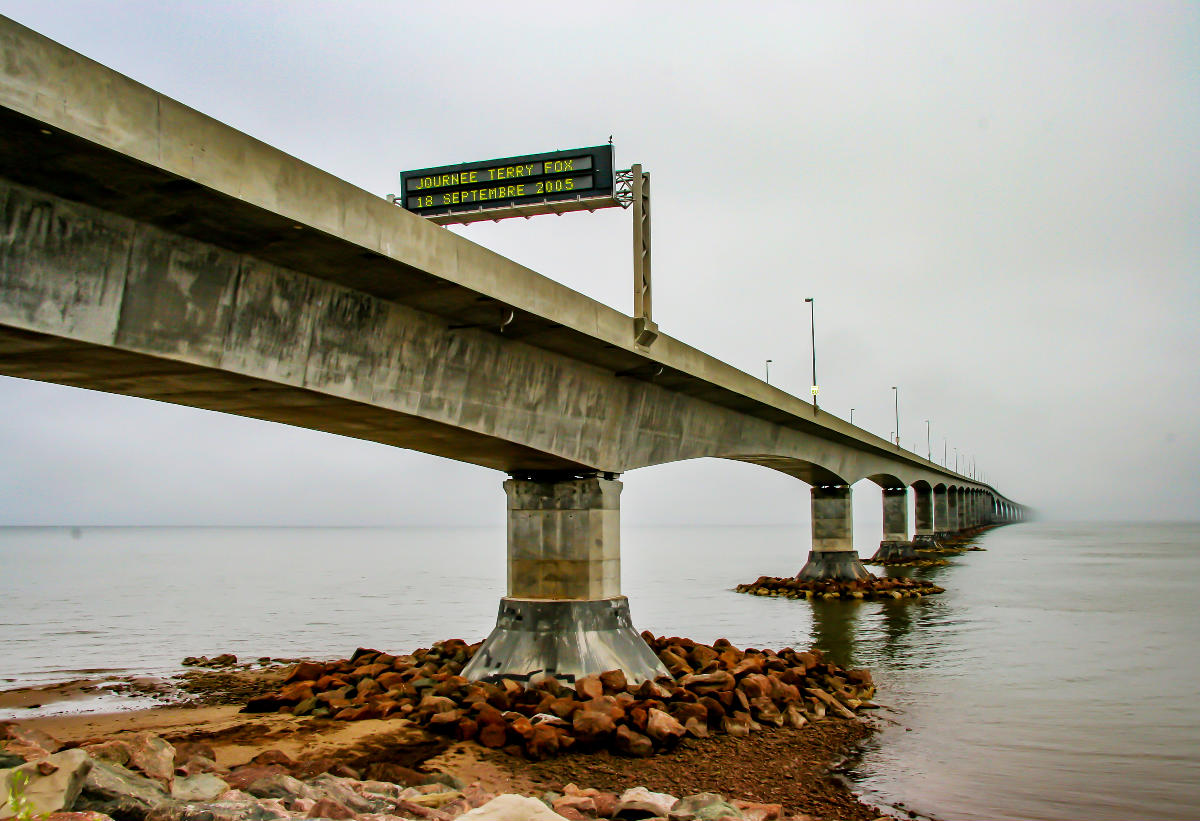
[0,18,1025,682]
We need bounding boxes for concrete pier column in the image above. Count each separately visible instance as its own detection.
[461,472,669,684]
[912,485,937,548]
[933,486,950,538]
[873,486,916,561]
[797,485,871,580]
[948,489,961,532]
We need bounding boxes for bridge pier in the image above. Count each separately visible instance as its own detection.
[797,485,871,580]
[460,473,669,685]
[933,486,950,540]
[911,484,938,549]
[872,486,916,561]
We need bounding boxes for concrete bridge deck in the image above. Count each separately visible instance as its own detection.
[0,16,1025,683]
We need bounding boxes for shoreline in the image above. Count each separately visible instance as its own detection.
[2,653,897,821]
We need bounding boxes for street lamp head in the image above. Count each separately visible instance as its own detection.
[804,297,813,303]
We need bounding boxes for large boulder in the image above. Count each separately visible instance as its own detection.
[76,758,172,821]
[1,726,63,762]
[456,794,572,821]
[170,774,230,803]
[615,787,678,818]
[0,749,94,819]
[668,793,743,821]
[125,735,177,790]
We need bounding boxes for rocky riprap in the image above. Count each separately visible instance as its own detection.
[0,723,846,821]
[734,576,944,600]
[861,557,949,568]
[241,637,876,761]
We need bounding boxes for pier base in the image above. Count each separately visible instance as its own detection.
[871,540,917,562]
[461,473,668,685]
[461,596,668,684]
[796,485,872,580]
[796,550,872,580]
[912,533,939,549]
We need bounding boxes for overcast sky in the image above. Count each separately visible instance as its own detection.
[0,1,1196,526]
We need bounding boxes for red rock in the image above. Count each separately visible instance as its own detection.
[645,708,686,745]
[278,682,314,702]
[846,668,874,688]
[250,749,294,767]
[356,678,383,697]
[737,674,769,699]
[769,678,802,703]
[127,732,176,788]
[722,712,751,737]
[614,724,654,757]
[699,696,726,723]
[548,696,579,719]
[751,698,784,727]
[417,695,458,714]
[306,797,356,819]
[731,655,765,676]
[679,671,736,694]
[684,717,710,738]
[669,702,708,725]
[354,663,389,679]
[689,644,720,668]
[454,717,479,741]
[284,661,326,683]
[427,709,463,726]
[574,675,604,700]
[718,648,742,669]
[508,716,534,741]
[478,723,507,748]
[376,671,406,690]
[572,708,616,741]
[225,765,289,791]
[554,794,598,817]
[731,800,783,821]
[526,724,565,760]
[83,739,133,767]
[783,704,808,729]
[598,669,628,693]
[635,680,672,700]
[658,649,693,677]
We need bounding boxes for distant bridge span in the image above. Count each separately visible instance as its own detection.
[0,17,1026,682]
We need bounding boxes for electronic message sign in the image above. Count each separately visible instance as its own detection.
[399,145,618,224]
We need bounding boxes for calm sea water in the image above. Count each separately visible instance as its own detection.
[1,522,1198,820]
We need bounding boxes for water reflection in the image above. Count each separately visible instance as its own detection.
[806,592,930,670]
[807,599,863,668]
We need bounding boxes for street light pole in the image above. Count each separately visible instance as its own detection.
[850,408,855,425]
[892,386,899,447]
[925,420,931,461]
[804,298,817,416]
[765,359,772,384]
[954,447,959,473]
